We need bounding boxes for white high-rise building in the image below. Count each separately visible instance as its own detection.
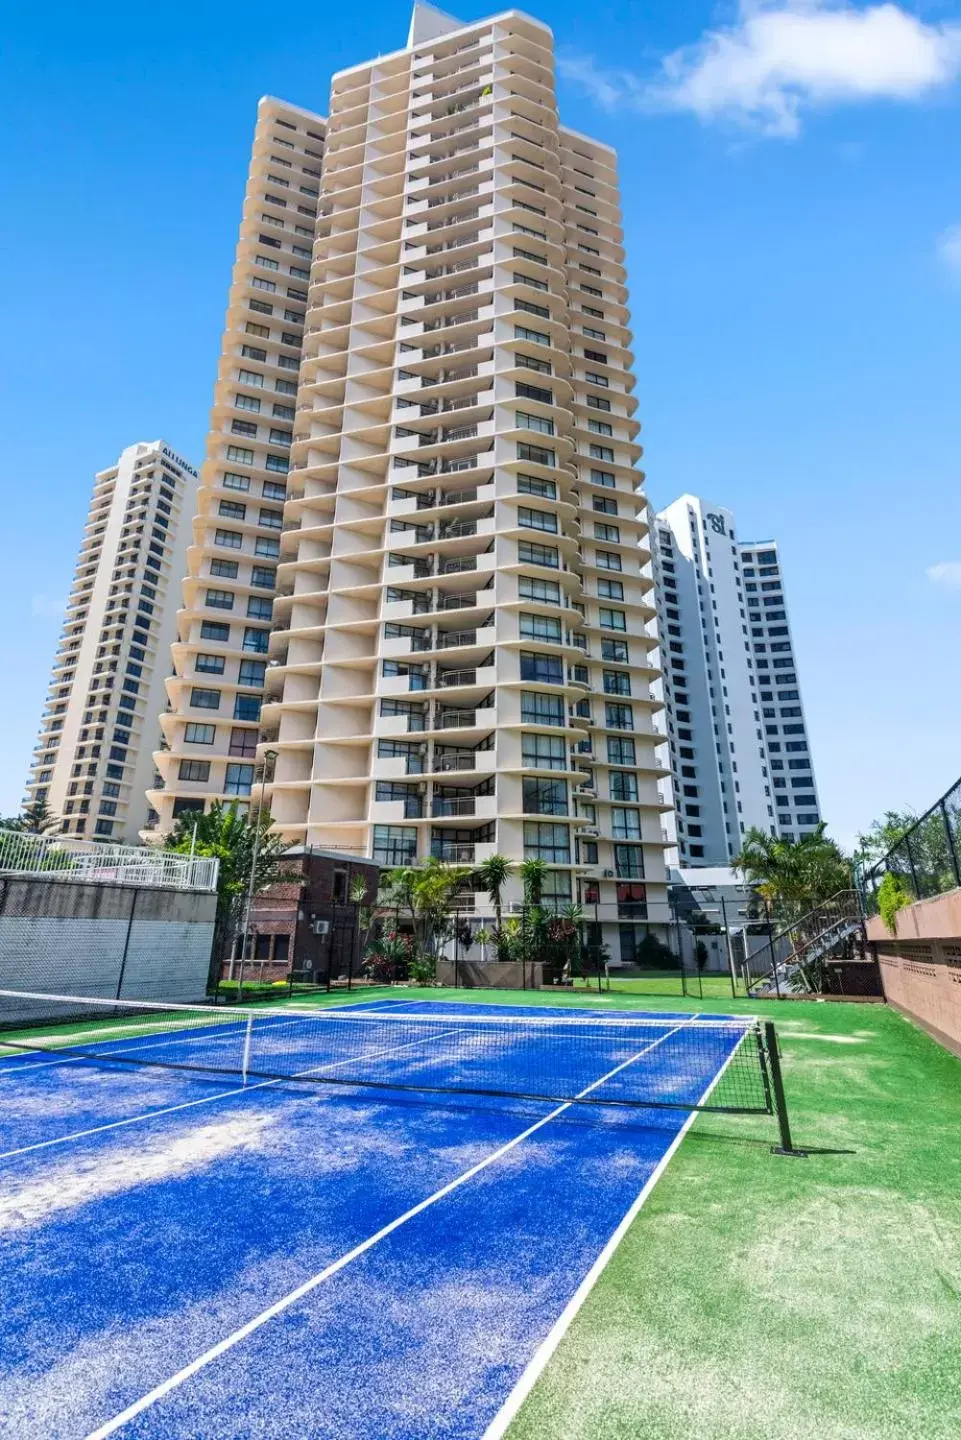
[153,2,672,958]
[26,441,197,842]
[653,495,821,866]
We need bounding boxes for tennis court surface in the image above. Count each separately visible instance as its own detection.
[0,994,780,1439]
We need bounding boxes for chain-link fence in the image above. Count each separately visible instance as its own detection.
[858,775,961,915]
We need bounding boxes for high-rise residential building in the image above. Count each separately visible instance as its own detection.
[653,494,821,866]
[147,98,328,830]
[25,441,197,842]
[153,3,671,959]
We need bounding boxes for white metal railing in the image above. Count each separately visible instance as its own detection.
[0,830,219,894]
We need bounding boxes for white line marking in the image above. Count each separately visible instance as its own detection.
[481,1031,751,1440]
[83,1023,690,1440]
[0,1027,466,1162]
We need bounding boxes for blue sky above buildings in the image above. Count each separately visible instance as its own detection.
[1,0,959,846]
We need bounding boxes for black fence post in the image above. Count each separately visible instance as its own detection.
[763,1021,803,1157]
[941,800,961,890]
[904,835,921,902]
[115,887,139,1001]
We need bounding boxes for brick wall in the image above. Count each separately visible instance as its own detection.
[867,893,961,1057]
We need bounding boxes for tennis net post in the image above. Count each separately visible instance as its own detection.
[763,1020,804,1157]
[241,1011,254,1086]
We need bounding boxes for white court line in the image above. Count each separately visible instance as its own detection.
[0,1027,466,1162]
[83,1022,690,1440]
[482,1029,752,1440]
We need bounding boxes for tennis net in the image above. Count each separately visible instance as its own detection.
[0,989,782,1119]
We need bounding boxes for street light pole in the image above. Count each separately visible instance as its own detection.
[236,748,278,1001]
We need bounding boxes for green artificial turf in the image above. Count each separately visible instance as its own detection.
[497,995,961,1440]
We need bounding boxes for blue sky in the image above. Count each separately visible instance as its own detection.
[1,0,960,847]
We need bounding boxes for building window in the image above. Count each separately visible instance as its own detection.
[519,652,564,685]
[610,770,639,802]
[517,474,556,500]
[519,575,560,604]
[179,760,211,783]
[614,846,645,879]
[185,723,216,744]
[611,807,641,840]
[196,654,225,675]
[190,688,221,710]
[372,825,418,867]
[223,762,255,797]
[599,608,626,631]
[519,613,562,643]
[521,733,567,771]
[201,621,231,643]
[238,659,267,687]
[521,691,565,726]
[517,541,558,569]
[605,702,634,731]
[518,506,557,534]
[233,695,261,722]
[523,822,570,864]
[205,589,234,610]
[229,727,258,758]
[523,778,568,816]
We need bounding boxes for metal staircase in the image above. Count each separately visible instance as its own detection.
[748,890,865,997]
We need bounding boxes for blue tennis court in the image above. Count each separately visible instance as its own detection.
[0,996,765,1439]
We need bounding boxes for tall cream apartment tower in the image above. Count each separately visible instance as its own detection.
[147,98,328,830]
[154,4,671,960]
[26,441,197,843]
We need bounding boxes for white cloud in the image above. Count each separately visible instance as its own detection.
[937,222,961,273]
[558,2,961,137]
[926,561,961,588]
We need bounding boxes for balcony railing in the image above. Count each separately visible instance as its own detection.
[436,668,477,687]
[432,796,477,817]
[435,710,477,729]
[430,841,476,863]
[433,752,477,772]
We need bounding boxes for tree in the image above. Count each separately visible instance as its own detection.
[474,854,514,938]
[350,873,377,965]
[519,857,547,909]
[855,810,917,865]
[164,802,296,965]
[380,858,471,975]
[733,824,851,923]
[19,799,61,835]
[856,807,956,900]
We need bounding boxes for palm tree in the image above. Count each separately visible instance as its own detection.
[474,926,492,962]
[734,824,850,922]
[165,801,296,967]
[519,857,547,909]
[474,854,514,936]
[381,858,471,971]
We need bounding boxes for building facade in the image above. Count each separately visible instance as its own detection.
[653,495,821,866]
[26,441,197,842]
[151,3,671,961]
[146,98,328,832]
